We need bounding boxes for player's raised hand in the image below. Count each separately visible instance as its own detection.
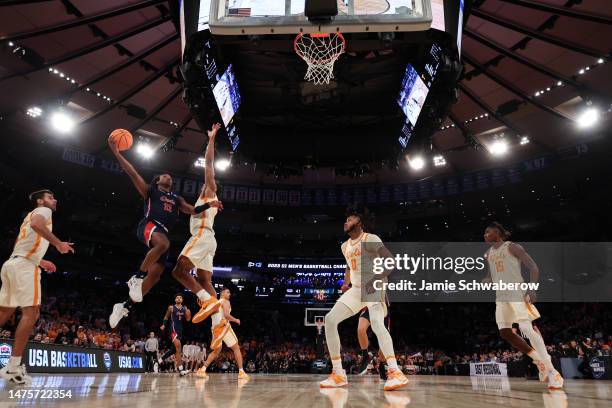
[234,319,240,325]
[160,325,165,331]
[107,135,119,153]
[209,200,224,211]
[55,242,75,254]
[39,259,57,273]
[208,123,222,139]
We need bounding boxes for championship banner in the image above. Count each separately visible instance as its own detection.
[289,190,301,206]
[248,188,261,204]
[236,186,248,203]
[221,185,235,202]
[0,340,144,373]
[60,142,590,206]
[263,189,276,205]
[469,362,508,377]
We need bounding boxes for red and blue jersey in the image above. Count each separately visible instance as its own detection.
[143,186,181,231]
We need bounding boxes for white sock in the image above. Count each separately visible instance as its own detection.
[519,322,554,371]
[386,357,399,371]
[196,290,211,302]
[331,358,343,372]
[8,356,21,370]
[324,302,354,364]
[179,365,183,371]
[368,304,398,371]
[211,310,223,326]
[202,365,207,372]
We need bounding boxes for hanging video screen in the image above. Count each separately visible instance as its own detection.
[212,64,242,127]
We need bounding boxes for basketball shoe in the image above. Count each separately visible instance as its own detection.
[384,368,409,391]
[320,369,348,388]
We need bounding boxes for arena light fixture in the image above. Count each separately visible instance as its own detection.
[194,157,206,168]
[50,111,75,134]
[26,106,43,118]
[433,155,446,167]
[576,107,600,129]
[489,139,509,156]
[215,158,231,171]
[520,136,530,145]
[136,142,154,159]
[408,156,425,171]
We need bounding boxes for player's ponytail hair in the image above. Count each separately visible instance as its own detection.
[346,203,375,232]
[489,221,511,240]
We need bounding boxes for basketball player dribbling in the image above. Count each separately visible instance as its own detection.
[0,190,74,384]
[171,123,224,324]
[196,288,249,380]
[158,293,191,376]
[320,205,409,391]
[107,135,221,328]
[483,222,563,389]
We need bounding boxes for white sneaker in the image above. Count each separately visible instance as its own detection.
[384,368,409,391]
[179,369,189,376]
[109,302,129,328]
[319,369,347,388]
[127,276,144,303]
[547,370,564,389]
[0,364,32,385]
[153,362,159,373]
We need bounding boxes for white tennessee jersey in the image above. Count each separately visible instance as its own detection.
[189,193,218,237]
[486,241,525,300]
[219,298,231,318]
[341,232,383,288]
[10,206,53,265]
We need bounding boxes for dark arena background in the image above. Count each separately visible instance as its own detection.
[0,0,611,407]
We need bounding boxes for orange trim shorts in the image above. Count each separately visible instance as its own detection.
[180,231,217,272]
[495,301,541,329]
[0,257,41,307]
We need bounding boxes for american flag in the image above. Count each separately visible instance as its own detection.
[228,8,251,17]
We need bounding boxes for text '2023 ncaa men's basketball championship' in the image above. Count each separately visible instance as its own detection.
[0,0,611,407]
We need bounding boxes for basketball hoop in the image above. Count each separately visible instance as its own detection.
[294,32,346,85]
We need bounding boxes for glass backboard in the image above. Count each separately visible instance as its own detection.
[208,0,432,35]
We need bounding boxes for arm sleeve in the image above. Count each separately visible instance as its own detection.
[32,206,52,221]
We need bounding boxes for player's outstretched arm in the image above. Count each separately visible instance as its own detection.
[185,308,191,322]
[203,123,221,195]
[108,135,148,198]
[509,243,540,300]
[30,214,74,255]
[177,196,224,215]
[160,305,172,331]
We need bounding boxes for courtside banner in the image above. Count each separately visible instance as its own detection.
[0,340,144,373]
[470,362,508,377]
[359,242,612,303]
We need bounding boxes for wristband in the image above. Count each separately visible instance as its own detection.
[193,202,211,214]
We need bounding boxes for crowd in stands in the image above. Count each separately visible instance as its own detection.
[0,272,610,378]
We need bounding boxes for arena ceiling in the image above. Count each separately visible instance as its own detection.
[0,0,610,181]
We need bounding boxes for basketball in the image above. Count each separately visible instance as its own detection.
[109,129,133,151]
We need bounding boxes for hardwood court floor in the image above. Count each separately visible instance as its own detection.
[0,373,610,407]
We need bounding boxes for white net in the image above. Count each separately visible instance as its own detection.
[294,33,346,85]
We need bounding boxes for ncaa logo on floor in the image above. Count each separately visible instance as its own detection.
[103,352,112,370]
[0,343,12,368]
